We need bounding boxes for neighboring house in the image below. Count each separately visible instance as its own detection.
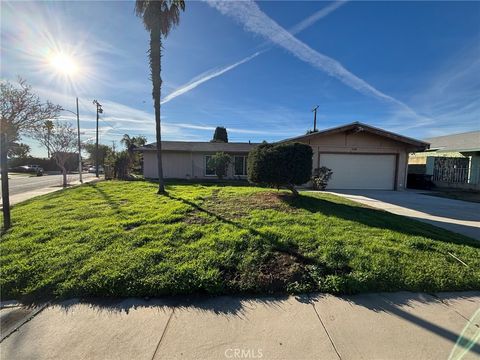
[139,141,259,180]
[409,130,480,190]
[140,122,428,191]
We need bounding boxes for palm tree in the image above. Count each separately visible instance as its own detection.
[135,0,185,194]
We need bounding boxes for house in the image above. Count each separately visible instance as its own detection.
[140,122,428,190]
[139,141,259,180]
[409,130,480,190]
[281,122,428,190]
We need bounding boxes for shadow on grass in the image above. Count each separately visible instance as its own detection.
[166,193,318,266]
[147,178,252,188]
[283,193,480,247]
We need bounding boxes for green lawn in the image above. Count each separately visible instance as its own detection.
[1,181,479,301]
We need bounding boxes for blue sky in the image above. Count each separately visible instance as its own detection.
[2,1,479,156]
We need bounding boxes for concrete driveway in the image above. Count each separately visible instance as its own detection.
[326,190,480,241]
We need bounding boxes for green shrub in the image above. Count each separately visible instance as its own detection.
[208,152,232,180]
[312,166,333,190]
[247,142,312,195]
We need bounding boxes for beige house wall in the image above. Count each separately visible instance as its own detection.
[144,131,417,190]
[144,151,249,180]
[295,131,411,190]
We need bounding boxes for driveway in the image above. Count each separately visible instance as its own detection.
[325,190,480,241]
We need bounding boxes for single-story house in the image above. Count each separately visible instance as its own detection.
[409,130,480,190]
[139,141,259,180]
[140,122,428,190]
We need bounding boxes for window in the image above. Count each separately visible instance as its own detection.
[234,156,247,176]
[205,155,215,176]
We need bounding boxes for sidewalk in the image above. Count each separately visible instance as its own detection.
[1,292,479,359]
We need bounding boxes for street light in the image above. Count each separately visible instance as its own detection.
[61,99,83,183]
[92,100,103,178]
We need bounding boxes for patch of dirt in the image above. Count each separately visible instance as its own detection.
[255,252,308,292]
[183,211,212,225]
[203,191,296,220]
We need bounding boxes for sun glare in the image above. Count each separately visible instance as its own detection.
[49,52,78,76]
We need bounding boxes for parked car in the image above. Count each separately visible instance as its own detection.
[10,165,44,176]
[88,166,104,174]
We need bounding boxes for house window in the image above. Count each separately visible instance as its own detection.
[205,155,216,176]
[234,155,247,176]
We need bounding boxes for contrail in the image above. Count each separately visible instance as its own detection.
[161,1,347,105]
[208,0,430,123]
[289,0,347,35]
[161,51,262,105]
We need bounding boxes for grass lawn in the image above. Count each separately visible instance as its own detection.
[1,181,479,301]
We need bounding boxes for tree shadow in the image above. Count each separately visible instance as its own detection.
[282,193,480,247]
[305,291,480,357]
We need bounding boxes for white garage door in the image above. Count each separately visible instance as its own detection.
[319,153,396,190]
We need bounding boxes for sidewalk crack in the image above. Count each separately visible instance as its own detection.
[311,303,342,360]
[150,308,175,360]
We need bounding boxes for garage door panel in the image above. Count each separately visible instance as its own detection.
[319,154,395,190]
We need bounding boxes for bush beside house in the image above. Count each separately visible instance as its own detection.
[247,142,313,195]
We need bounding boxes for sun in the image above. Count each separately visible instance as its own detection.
[49,52,78,77]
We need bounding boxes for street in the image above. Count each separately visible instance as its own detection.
[0,173,98,206]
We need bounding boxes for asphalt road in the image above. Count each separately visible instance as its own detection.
[3,173,97,197]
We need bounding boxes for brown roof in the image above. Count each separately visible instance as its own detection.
[279,121,429,149]
[138,141,259,153]
[424,130,480,152]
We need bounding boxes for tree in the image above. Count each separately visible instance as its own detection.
[34,121,77,187]
[135,0,185,194]
[1,78,61,230]
[8,142,30,158]
[208,152,231,180]
[83,143,112,167]
[1,79,62,145]
[247,142,313,196]
[211,126,228,143]
[121,134,147,175]
[121,134,147,154]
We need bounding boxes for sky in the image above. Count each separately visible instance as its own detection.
[1,0,479,157]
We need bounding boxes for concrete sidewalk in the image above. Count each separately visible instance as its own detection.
[1,292,479,359]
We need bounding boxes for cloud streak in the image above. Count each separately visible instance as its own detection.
[161,1,347,105]
[161,51,262,105]
[207,0,430,124]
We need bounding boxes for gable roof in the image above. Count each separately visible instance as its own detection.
[137,141,259,153]
[424,130,480,152]
[279,121,429,149]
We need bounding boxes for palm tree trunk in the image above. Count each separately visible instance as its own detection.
[150,26,166,194]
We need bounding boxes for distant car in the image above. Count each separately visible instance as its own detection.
[11,165,44,176]
[88,166,104,174]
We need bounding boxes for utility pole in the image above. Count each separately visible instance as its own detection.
[1,133,11,230]
[76,98,82,183]
[93,100,103,178]
[112,140,116,154]
[312,105,319,132]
